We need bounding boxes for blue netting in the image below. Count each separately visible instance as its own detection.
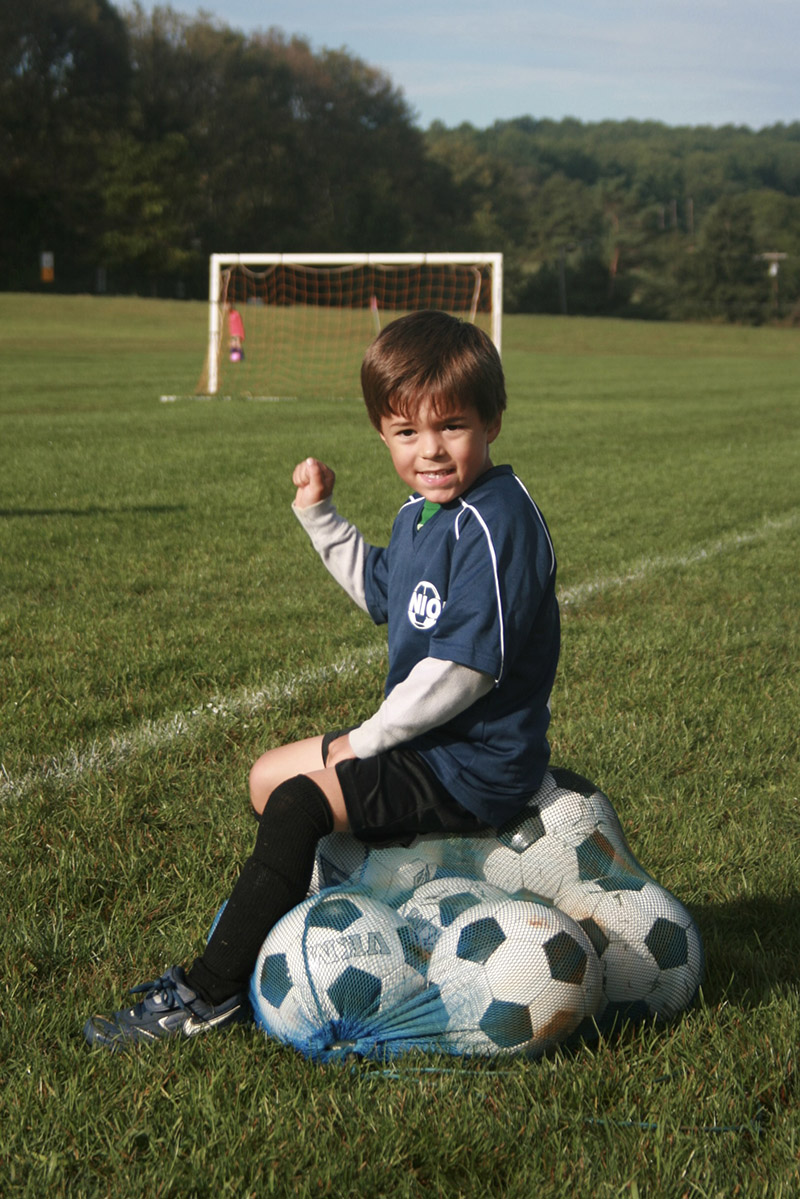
[241,768,704,1062]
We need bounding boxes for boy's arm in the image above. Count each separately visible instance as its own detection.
[348,657,494,758]
[292,498,371,613]
[292,458,371,613]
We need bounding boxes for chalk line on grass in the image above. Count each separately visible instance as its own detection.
[559,510,799,607]
[2,510,797,803]
[0,646,386,803]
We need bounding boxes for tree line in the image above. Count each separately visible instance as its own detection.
[2,0,799,322]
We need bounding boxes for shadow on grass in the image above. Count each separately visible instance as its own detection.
[0,504,187,518]
[692,893,800,1007]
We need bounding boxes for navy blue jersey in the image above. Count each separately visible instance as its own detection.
[363,465,560,825]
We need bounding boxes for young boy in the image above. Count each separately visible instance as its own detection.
[84,310,560,1048]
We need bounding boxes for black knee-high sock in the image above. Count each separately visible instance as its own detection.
[186,775,333,1005]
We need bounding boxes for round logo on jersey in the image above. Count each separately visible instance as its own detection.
[407,580,443,630]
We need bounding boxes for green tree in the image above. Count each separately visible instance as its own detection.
[0,0,131,288]
[99,131,199,294]
[121,7,459,276]
[425,122,527,248]
[747,189,800,318]
[267,40,459,250]
[681,195,766,323]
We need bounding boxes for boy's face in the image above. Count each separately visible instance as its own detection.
[379,398,501,504]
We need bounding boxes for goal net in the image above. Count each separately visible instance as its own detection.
[201,253,503,398]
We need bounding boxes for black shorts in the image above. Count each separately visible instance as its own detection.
[322,730,488,846]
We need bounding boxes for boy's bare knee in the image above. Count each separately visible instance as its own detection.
[249,759,273,817]
[248,737,329,818]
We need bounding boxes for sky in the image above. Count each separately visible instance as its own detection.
[134,0,800,131]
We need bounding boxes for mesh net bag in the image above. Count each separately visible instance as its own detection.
[247,768,705,1061]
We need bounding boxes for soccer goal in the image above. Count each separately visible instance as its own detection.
[201,252,503,399]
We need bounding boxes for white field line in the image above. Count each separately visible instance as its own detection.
[0,646,385,803]
[2,510,797,803]
[558,510,799,608]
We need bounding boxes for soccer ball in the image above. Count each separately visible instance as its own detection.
[427,899,603,1057]
[398,876,508,951]
[309,832,368,894]
[479,768,646,903]
[359,834,448,904]
[252,890,427,1051]
[480,806,581,901]
[556,878,705,1025]
[547,766,631,846]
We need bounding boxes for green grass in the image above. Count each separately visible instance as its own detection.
[1,295,798,1197]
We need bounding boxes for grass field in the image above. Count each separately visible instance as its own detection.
[1,295,798,1197]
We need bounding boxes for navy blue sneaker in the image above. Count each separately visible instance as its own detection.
[83,965,250,1050]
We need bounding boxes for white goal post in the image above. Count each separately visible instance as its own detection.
[203,252,503,398]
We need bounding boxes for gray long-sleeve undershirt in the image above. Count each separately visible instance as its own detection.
[293,499,494,757]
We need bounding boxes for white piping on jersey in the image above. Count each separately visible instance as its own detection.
[454,498,505,684]
[511,475,557,575]
[452,474,556,685]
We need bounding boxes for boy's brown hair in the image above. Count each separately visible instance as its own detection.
[360,310,507,430]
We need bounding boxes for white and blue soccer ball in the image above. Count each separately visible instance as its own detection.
[556,878,705,1025]
[358,834,448,905]
[398,876,508,951]
[427,899,603,1057]
[480,806,581,902]
[252,890,427,1049]
[545,767,631,850]
[309,832,368,894]
[479,769,646,904]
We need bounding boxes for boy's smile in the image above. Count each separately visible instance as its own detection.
[379,399,502,504]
